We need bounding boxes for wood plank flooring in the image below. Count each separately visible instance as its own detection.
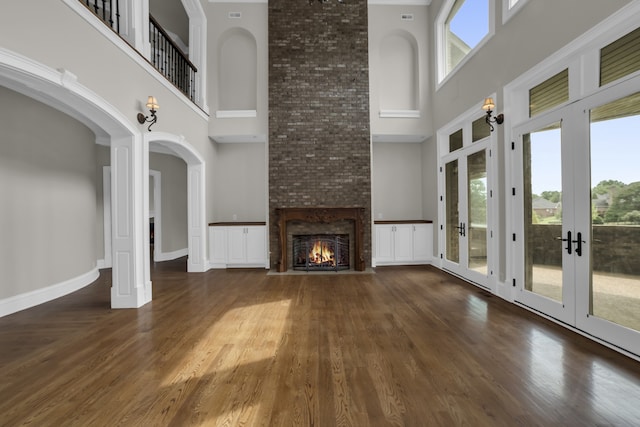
[1,259,640,426]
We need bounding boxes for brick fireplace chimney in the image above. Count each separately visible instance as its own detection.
[268,0,372,270]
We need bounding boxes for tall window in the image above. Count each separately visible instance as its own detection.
[437,0,491,83]
[502,0,528,23]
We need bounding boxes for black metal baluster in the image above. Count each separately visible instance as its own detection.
[107,0,114,28]
[114,0,120,34]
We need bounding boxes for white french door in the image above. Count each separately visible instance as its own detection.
[513,76,640,356]
[513,107,582,325]
[441,141,491,289]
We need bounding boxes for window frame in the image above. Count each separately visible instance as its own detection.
[502,0,528,24]
[435,0,496,88]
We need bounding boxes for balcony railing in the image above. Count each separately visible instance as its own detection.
[78,1,197,103]
[149,15,197,102]
[83,0,120,33]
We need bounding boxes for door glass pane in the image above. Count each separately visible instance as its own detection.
[468,150,487,274]
[446,159,460,263]
[523,121,563,301]
[449,129,463,152]
[529,70,569,117]
[600,27,640,87]
[472,116,491,142]
[590,93,640,331]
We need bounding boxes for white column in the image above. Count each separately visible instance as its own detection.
[110,135,151,308]
[187,163,207,272]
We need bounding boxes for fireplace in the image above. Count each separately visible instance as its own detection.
[293,234,349,272]
[275,207,365,272]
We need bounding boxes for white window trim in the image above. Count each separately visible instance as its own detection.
[502,0,528,24]
[435,0,496,89]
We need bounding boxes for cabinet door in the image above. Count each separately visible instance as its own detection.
[209,226,227,265]
[227,227,246,264]
[393,224,414,262]
[245,226,267,265]
[412,224,432,262]
[375,225,395,263]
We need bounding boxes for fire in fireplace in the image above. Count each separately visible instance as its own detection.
[293,234,349,271]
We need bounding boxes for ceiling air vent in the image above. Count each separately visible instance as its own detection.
[229,12,241,19]
[401,13,414,21]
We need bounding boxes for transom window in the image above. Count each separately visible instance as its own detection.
[437,0,492,84]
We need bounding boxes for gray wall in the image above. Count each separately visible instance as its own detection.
[211,142,266,222]
[372,142,424,221]
[0,86,97,299]
[95,146,189,259]
[149,152,188,253]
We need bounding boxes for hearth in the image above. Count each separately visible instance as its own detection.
[293,234,349,272]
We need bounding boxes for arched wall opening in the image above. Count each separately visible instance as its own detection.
[0,48,150,313]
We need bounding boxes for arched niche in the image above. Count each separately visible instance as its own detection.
[379,31,419,112]
[218,28,258,112]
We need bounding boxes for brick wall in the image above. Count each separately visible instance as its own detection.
[268,0,372,269]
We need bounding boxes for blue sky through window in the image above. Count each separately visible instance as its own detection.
[530,115,640,195]
[450,0,489,49]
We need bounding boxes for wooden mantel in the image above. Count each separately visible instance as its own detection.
[275,207,366,272]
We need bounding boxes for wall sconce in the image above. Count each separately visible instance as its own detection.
[482,97,504,132]
[137,96,159,131]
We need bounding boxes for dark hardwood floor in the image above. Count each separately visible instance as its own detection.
[1,259,639,426]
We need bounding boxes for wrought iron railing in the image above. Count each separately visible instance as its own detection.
[149,15,197,102]
[82,0,120,33]
[78,1,197,103]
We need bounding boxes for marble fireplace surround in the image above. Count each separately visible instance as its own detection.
[275,207,366,273]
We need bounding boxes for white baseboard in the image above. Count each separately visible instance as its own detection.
[154,248,188,262]
[0,268,100,318]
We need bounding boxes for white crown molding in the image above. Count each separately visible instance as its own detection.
[379,109,421,118]
[211,134,267,143]
[215,110,258,118]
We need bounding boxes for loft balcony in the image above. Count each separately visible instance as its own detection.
[77,0,202,107]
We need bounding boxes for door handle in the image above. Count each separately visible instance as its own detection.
[573,232,585,256]
[558,231,572,255]
[456,222,466,237]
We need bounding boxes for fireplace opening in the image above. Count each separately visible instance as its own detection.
[293,234,349,272]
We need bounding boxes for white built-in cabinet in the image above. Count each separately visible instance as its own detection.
[208,223,268,268]
[374,222,433,266]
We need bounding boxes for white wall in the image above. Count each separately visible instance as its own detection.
[0,86,97,299]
